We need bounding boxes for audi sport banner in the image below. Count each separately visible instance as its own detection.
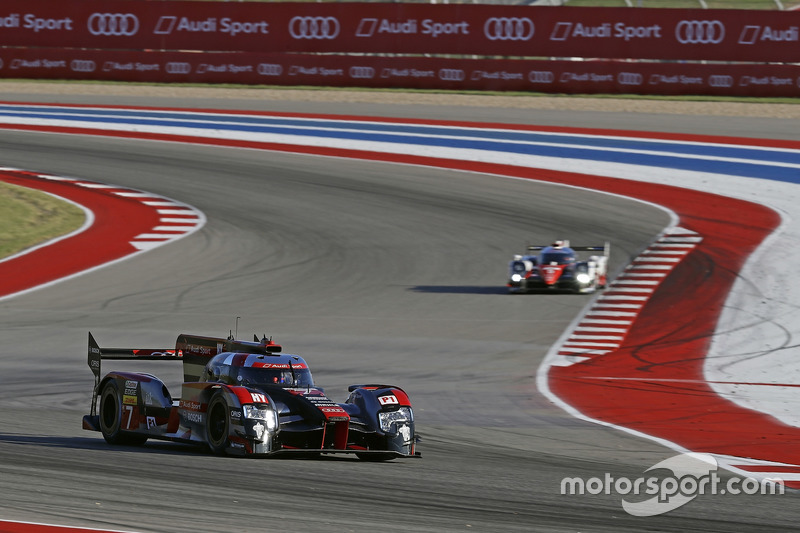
[3,48,799,98]
[1,1,799,62]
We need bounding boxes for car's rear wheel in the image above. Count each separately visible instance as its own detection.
[206,393,230,455]
[99,381,147,446]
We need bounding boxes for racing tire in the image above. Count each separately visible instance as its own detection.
[206,393,230,455]
[98,381,147,446]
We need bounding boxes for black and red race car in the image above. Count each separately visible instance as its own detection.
[82,332,419,460]
[507,240,609,294]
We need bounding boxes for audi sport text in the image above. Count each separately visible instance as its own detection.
[0,13,73,32]
[357,18,469,39]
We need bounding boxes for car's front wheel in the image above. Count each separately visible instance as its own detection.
[205,392,230,455]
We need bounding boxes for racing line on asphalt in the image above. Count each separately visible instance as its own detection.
[2,103,800,489]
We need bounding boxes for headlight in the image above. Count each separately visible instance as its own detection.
[244,405,278,432]
[576,273,591,284]
[378,407,413,433]
[511,274,522,282]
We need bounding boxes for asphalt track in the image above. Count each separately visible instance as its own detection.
[0,91,799,532]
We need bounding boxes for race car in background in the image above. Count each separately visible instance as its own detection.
[507,240,609,294]
[82,332,419,460]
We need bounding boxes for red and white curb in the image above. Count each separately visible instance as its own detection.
[552,227,703,367]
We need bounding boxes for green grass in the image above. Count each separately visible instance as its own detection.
[0,181,85,259]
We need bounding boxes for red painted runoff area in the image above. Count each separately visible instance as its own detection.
[0,169,160,298]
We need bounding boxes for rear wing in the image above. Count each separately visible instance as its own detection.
[87,332,180,417]
[87,331,284,404]
[527,242,610,256]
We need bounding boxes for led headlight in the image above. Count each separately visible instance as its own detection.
[511,274,522,282]
[378,407,413,433]
[244,405,278,432]
[576,273,591,284]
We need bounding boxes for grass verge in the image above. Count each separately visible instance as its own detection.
[0,181,85,260]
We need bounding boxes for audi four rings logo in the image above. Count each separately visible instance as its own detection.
[439,69,465,81]
[484,17,534,41]
[349,66,375,79]
[289,16,340,39]
[617,72,643,86]
[258,63,283,76]
[709,75,734,88]
[528,71,554,83]
[70,60,96,73]
[166,62,191,75]
[87,13,139,36]
[675,20,725,44]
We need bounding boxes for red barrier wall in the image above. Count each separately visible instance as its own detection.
[3,48,798,98]
[1,1,798,96]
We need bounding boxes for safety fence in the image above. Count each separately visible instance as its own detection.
[1,0,798,96]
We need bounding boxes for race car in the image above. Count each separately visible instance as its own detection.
[507,240,609,294]
[82,332,419,460]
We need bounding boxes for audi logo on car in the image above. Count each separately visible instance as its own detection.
[617,72,643,86]
[70,60,96,73]
[484,17,534,41]
[87,13,139,36]
[349,66,375,79]
[258,63,283,76]
[675,20,725,44]
[165,62,191,75]
[708,75,734,88]
[528,70,554,84]
[438,68,465,82]
[289,16,340,39]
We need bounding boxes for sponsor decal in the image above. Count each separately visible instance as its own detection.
[471,70,524,81]
[551,22,662,42]
[153,16,268,37]
[380,68,435,79]
[379,394,399,406]
[484,17,534,41]
[355,18,469,38]
[675,20,725,45]
[738,25,798,44]
[179,400,202,411]
[197,63,253,74]
[438,68,465,82]
[528,70,554,84]
[9,59,66,69]
[708,74,733,88]
[258,63,282,76]
[740,75,794,87]
[559,72,614,83]
[125,380,138,390]
[183,411,203,423]
[88,13,138,37]
[648,74,704,85]
[165,62,191,75]
[617,72,643,86]
[102,61,159,72]
[146,416,157,429]
[123,394,137,405]
[289,16,340,39]
[230,410,242,419]
[288,65,343,76]
[250,392,268,403]
[0,14,73,32]
[349,66,375,79]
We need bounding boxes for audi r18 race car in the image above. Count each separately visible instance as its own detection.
[82,332,419,460]
[507,240,609,294]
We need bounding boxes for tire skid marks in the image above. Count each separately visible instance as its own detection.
[551,227,702,367]
[27,169,204,252]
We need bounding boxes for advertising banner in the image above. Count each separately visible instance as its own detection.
[2,48,798,98]
[0,1,798,62]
